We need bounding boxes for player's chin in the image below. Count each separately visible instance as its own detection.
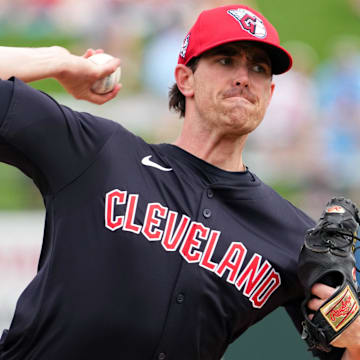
[224,112,262,135]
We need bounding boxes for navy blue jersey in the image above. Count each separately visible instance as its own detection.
[0,78,344,359]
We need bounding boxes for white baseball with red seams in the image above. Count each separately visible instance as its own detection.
[88,53,121,94]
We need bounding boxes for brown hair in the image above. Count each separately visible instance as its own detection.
[168,57,200,118]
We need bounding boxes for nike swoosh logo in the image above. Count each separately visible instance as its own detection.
[141,155,173,172]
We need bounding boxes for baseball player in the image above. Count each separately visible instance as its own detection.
[0,4,359,360]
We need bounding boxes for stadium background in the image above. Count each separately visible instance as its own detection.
[0,0,359,358]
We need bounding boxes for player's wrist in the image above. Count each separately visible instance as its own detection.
[50,47,75,81]
[342,346,360,360]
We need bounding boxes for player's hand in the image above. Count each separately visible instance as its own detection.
[307,283,360,358]
[55,48,122,105]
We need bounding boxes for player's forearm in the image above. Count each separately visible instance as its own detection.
[0,46,70,82]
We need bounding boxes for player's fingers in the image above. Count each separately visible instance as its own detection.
[307,297,325,312]
[86,93,109,105]
[83,48,95,58]
[96,58,121,78]
[310,283,336,300]
[113,83,122,93]
[100,83,122,102]
[88,84,122,105]
[99,83,122,102]
[83,49,104,59]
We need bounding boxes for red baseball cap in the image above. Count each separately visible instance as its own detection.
[178,5,292,74]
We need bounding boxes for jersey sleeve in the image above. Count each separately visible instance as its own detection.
[0,77,118,195]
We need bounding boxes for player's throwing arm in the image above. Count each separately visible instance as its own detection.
[0,46,121,104]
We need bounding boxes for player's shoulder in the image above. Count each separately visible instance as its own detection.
[2,77,70,126]
[0,78,14,124]
[1,77,139,147]
[253,172,315,229]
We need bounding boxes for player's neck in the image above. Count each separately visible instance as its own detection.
[173,124,247,172]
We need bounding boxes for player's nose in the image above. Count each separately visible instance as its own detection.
[233,64,249,88]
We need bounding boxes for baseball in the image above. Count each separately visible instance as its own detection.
[88,53,121,94]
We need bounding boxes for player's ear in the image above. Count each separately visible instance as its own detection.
[266,82,275,107]
[174,64,194,97]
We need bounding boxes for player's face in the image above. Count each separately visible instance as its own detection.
[191,42,275,136]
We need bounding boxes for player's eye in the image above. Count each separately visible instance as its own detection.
[218,57,233,66]
[252,64,266,73]
[250,61,272,76]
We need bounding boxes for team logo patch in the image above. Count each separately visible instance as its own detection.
[179,33,190,59]
[227,9,267,39]
[326,205,346,214]
[320,285,359,332]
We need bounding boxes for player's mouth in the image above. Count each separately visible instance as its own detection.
[222,88,256,104]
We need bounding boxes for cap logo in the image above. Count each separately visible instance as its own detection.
[227,9,267,39]
[326,205,345,214]
[180,33,190,59]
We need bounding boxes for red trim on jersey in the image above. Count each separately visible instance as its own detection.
[200,230,220,271]
[162,212,191,251]
[250,269,281,308]
[215,242,246,283]
[123,194,142,234]
[142,203,168,241]
[105,189,127,231]
[180,222,209,263]
[235,254,271,296]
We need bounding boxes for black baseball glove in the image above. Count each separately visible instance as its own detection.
[297,197,360,353]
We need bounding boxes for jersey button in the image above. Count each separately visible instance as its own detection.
[176,293,185,304]
[158,352,166,360]
[207,189,214,199]
[203,208,212,218]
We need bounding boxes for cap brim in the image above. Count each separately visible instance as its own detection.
[255,42,293,75]
[182,38,293,75]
